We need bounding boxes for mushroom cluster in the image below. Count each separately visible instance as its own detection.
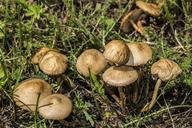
[13,78,73,120]
[10,0,182,123]
[120,0,163,35]
[76,40,154,111]
[13,48,73,120]
[76,39,182,112]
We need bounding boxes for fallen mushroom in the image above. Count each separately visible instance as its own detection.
[103,40,130,65]
[136,1,161,17]
[102,66,138,111]
[120,0,162,35]
[120,9,143,33]
[13,78,52,111]
[141,59,182,112]
[76,49,107,77]
[38,94,72,120]
[126,42,152,103]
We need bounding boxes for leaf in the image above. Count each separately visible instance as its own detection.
[89,71,107,100]
[0,21,5,39]
[105,18,115,30]
[0,65,5,79]
[83,110,94,126]
[0,63,8,89]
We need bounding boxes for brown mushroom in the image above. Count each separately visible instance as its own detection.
[31,47,56,64]
[102,66,138,111]
[76,49,107,77]
[126,42,152,66]
[39,51,68,75]
[120,9,143,33]
[38,94,72,120]
[136,1,161,17]
[32,48,68,76]
[13,78,52,111]
[141,59,182,112]
[103,40,130,65]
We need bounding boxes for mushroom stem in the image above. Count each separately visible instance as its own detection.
[132,68,143,103]
[132,83,138,103]
[141,78,162,112]
[104,86,120,105]
[118,87,125,112]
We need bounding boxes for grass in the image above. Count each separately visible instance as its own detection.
[0,0,192,127]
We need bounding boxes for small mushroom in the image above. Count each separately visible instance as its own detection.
[39,51,68,75]
[103,40,130,65]
[102,66,138,111]
[38,94,72,120]
[141,59,182,112]
[13,78,52,111]
[126,42,152,66]
[136,1,161,17]
[120,9,143,33]
[76,49,107,77]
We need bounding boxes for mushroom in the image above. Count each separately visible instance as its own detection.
[136,1,161,17]
[125,42,152,103]
[31,47,56,64]
[126,42,152,66]
[38,94,72,120]
[102,66,138,111]
[76,49,107,77]
[32,48,68,75]
[120,0,162,35]
[13,78,52,111]
[120,9,143,33]
[38,51,68,75]
[103,40,130,65]
[141,59,182,112]
[32,48,73,88]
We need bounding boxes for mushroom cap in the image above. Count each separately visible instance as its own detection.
[151,59,182,81]
[38,94,72,120]
[31,47,53,64]
[136,1,161,17]
[102,66,138,87]
[76,49,107,77]
[103,40,130,65]
[126,42,152,66]
[39,51,68,75]
[13,78,52,111]
[120,9,143,33]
